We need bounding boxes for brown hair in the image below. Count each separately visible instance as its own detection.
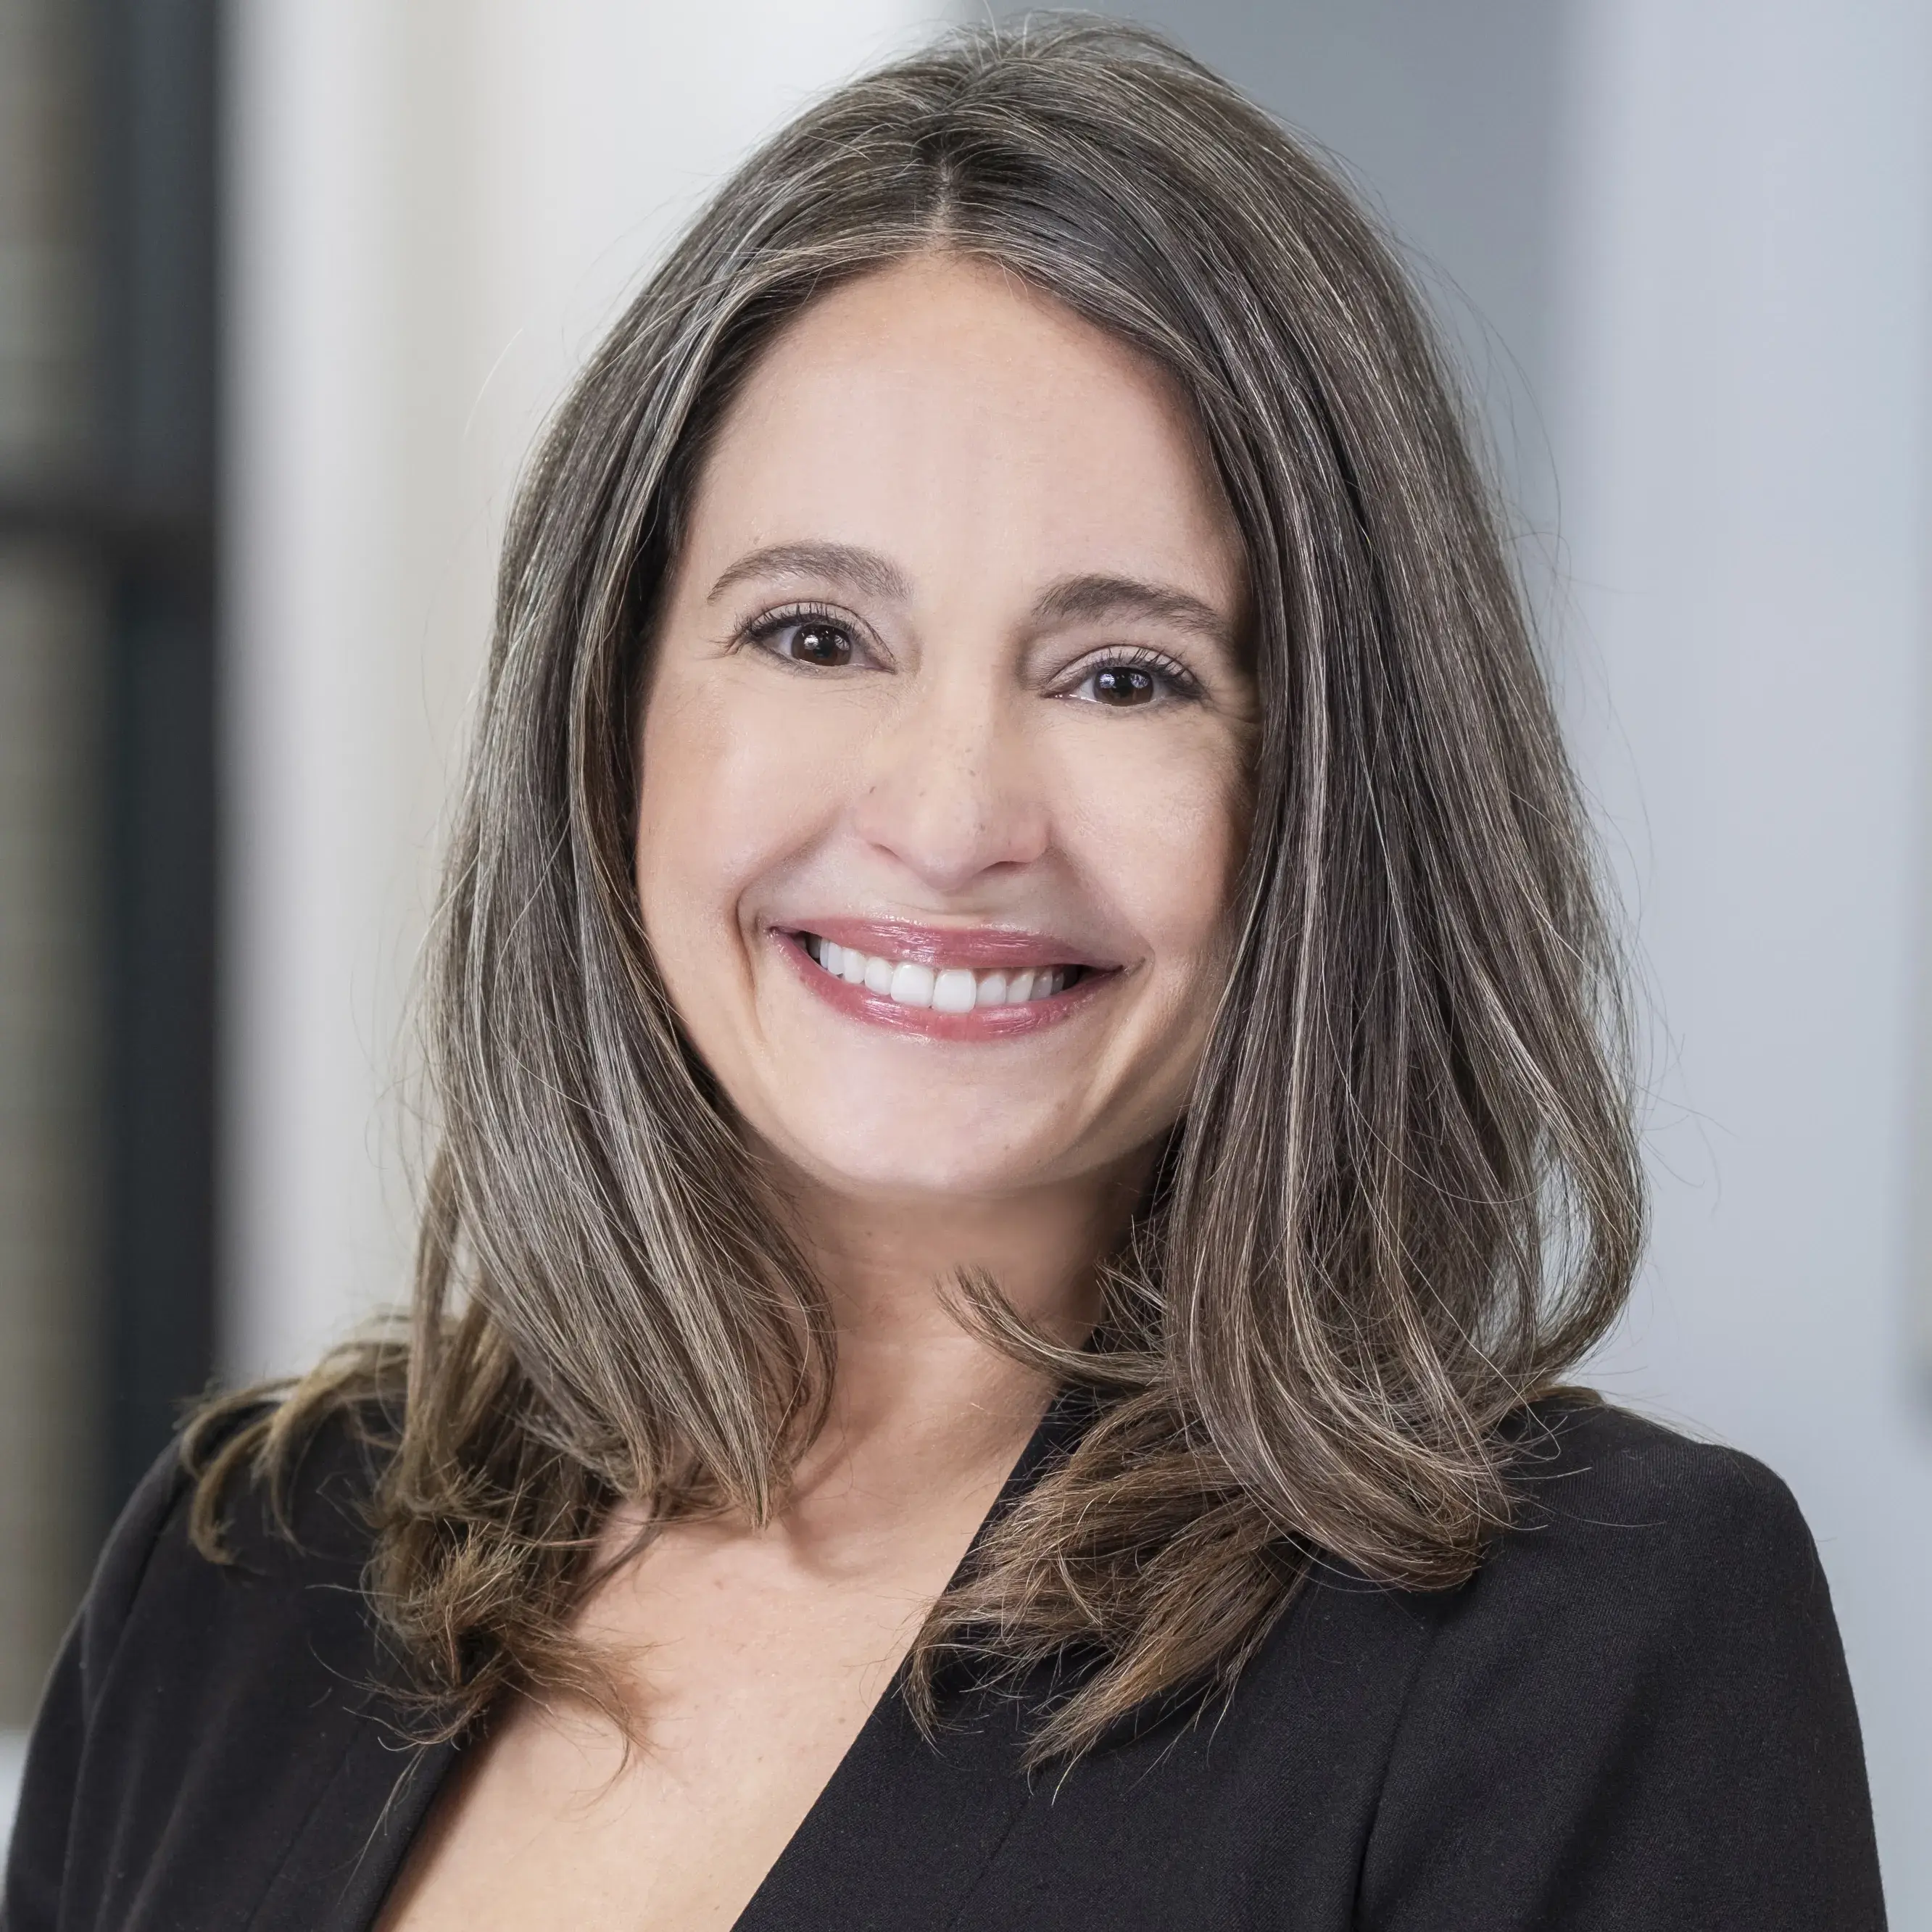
[190,14,1643,1765]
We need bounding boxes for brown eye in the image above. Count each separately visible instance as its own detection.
[1064,647,1198,710]
[1091,664,1157,706]
[783,621,854,667]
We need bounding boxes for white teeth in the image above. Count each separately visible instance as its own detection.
[800,934,1082,1008]
[889,961,936,1007]
[932,968,977,1014]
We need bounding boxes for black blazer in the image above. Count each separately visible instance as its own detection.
[2,1396,1886,1931]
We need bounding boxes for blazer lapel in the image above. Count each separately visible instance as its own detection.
[734,1388,1095,1931]
[247,1715,458,1932]
[734,1667,1040,1932]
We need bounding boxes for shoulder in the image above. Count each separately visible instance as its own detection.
[4,1398,407,1931]
[1508,1393,1809,1529]
[1269,1396,1839,1742]
[78,1394,395,1728]
[1396,1397,1845,1742]
[1351,1398,1883,1930]
[1483,1395,1828,1625]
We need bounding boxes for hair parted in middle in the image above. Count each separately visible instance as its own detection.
[190,14,1643,1765]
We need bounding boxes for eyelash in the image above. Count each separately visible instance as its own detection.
[1058,643,1202,707]
[737,602,866,664]
[735,603,1203,706]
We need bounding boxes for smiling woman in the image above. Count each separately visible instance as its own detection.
[2,17,1884,1932]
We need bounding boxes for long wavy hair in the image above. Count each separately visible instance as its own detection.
[190,15,1643,1765]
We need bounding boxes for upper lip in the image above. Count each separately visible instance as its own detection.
[776,918,1122,972]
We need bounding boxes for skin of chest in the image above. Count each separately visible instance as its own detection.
[378,1382,1048,1932]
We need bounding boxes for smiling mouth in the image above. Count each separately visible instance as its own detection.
[792,931,1094,1013]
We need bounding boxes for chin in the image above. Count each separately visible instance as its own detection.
[771,1116,1067,1204]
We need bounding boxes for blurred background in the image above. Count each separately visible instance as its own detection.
[2,0,1928,1911]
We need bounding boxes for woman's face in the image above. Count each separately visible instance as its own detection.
[637,254,1253,1204]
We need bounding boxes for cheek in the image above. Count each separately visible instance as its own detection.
[634,668,849,970]
[635,677,799,1100]
[1056,723,1251,980]
[634,685,719,956]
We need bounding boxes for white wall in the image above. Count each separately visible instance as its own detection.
[222,0,942,1382]
[1554,0,1932,1913]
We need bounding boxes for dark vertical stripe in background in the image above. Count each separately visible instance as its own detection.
[94,0,220,1527]
[0,0,219,1726]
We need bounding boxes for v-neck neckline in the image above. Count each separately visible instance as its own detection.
[278,1380,1092,1932]
[734,1379,1091,1930]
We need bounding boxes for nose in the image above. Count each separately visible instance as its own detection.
[848,672,1050,894]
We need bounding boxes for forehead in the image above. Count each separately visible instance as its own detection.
[684,254,1245,613]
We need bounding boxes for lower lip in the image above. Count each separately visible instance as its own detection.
[774,931,1112,1040]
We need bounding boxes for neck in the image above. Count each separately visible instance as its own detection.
[775,1160,1144,1508]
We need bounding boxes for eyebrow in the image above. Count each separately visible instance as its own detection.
[1029,573,1234,647]
[707,542,912,605]
[707,546,1235,650]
